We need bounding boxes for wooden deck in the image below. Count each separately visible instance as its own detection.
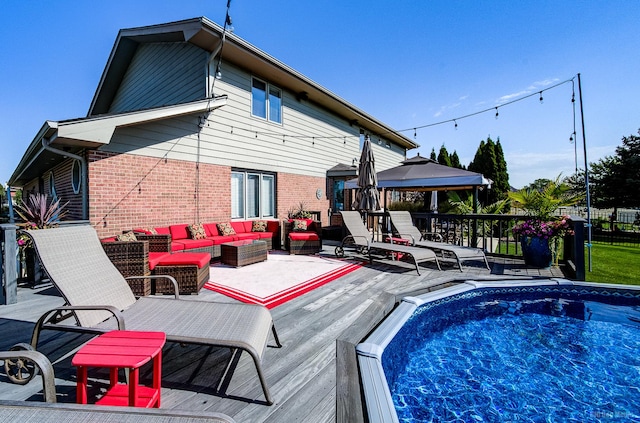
[0,245,565,422]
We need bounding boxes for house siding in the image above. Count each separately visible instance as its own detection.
[49,158,84,220]
[103,61,406,178]
[108,42,207,114]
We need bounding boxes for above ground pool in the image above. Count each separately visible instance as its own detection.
[357,279,640,422]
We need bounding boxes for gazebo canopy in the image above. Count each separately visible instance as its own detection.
[346,155,492,191]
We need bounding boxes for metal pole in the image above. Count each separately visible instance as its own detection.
[577,73,592,272]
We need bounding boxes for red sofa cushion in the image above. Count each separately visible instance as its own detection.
[204,223,219,237]
[253,232,273,240]
[266,220,279,233]
[208,235,237,245]
[289,232,320,241]
[230,221,246,234]
[156,252,211,268]
[101,237,117,243]
[170,242,185,252]
[154,227,170,235]
[148,252,172,270]
[175,239,214,249]
[169,224,189,241]
[235,232,260,241]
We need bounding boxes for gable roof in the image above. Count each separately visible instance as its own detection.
[9,97,226,185]
[10,17,416,186]
[89,17,417,150]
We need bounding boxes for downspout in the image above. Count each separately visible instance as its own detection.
[206,41,224,98]
[41,138,88,220]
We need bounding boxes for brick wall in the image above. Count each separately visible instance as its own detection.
[277,173,329,226]
[88,151,230,238]
[88,151,329,238]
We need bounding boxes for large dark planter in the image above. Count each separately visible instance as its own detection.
[521,236,553,268]
[24,247,43,286]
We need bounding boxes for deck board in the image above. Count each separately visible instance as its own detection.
[0,245,566,421]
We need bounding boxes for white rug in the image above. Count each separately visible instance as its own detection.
[203,252,360,308]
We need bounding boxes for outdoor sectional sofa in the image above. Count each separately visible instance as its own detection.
[133,220,282,258]
[101,220,281,295]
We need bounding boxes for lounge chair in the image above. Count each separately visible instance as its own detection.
[336,211,441,275]
[388,210,490,271]
[14,225,281,405]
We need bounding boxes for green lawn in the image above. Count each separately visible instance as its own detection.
[586,243,640,285]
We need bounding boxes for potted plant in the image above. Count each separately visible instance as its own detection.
[508,176,583,268]
[14,193,68,285]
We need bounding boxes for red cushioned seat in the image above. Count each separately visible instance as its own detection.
[235,232,260,240]
[208,235,237,245]
[155,252,210,268]
[175,238,214,249]
[170,242,185,252]
[148,252,172,271]
[289,232,320,241]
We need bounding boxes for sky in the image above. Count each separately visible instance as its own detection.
[1,1,639,189]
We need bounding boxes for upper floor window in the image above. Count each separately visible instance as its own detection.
[252,77,282,123]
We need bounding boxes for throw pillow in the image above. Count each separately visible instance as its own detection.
[252,220,267,232]
[292,219,308,232]
[117,231,138,242]
[188,223,207,240]
[217,222,236,236]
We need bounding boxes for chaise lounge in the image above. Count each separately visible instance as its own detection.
[336,211,441,275]
[19,225,282,405]
[388,210,490,271]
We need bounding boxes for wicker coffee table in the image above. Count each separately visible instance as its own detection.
[220,239,268,267]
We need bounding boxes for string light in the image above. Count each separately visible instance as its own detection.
[454,119,458,130]
[414,128,417,139]
[495,107,499,119]
[539,91,544,104]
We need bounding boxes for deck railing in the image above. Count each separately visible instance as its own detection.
[360,211,587,280]
[1,220,90,305]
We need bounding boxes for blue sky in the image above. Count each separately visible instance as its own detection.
[1,1,638,188]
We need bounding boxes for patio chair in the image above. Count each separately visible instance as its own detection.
[388,211,490,271]
[335,211,441,275]
[12,225,281,405]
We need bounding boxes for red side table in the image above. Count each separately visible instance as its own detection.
[72,330,166,408]
[383,236,410,260]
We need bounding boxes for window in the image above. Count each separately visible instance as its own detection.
[48,172,56,199]
[231,170,276,219]
[251,77,282,123]
[72,159,82,194]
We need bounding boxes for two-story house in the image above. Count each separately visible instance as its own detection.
[8,17,417,238]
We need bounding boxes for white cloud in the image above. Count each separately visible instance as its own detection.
[496,78,561,105]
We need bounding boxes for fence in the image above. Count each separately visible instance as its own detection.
[361,211,586,280]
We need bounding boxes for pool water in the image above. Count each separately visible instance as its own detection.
[382,287,640,422]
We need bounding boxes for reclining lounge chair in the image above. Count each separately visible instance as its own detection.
[388,211,490,271]
[17,225,281,405]
[336,211,441,275]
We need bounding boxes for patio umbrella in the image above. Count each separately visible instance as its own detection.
[353,135,380,211]
[429,190,438,212]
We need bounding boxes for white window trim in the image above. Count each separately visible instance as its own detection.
[251,76,283,124]
[231,170,276,220]
[71,159,82,194]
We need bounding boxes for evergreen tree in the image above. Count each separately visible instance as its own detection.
[468,136,510,204]
[494,139,510,199]
[437,144,452,167]
[450,151,462,169]
[430,148,437,161]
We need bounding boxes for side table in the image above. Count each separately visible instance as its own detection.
[72,330,166,408]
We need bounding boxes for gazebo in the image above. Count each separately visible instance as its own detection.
[346,154,491,212]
